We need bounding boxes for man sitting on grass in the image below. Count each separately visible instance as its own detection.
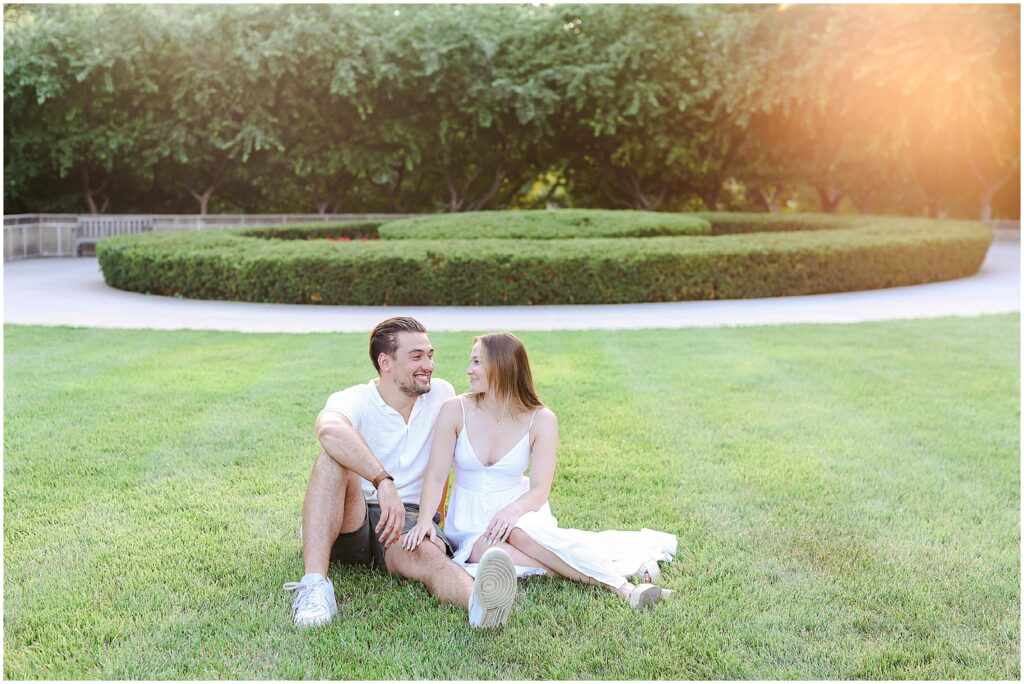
[284,316,517,629]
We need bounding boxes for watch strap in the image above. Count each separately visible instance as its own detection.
[371,470,393,490]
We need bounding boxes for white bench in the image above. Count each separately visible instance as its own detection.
[74,216,154,256]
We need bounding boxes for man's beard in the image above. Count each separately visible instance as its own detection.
[396,376,431,397]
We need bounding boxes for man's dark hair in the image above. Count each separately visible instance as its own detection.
[369,316,428,372]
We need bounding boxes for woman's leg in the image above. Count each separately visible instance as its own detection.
[504,529,632,600]
[467,535,554,573]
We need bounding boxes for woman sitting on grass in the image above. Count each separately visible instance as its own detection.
[404,332,676,609]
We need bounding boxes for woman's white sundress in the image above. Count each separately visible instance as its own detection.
[444,398,677,586]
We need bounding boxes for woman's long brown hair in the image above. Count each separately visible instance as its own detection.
[474,332,544,415]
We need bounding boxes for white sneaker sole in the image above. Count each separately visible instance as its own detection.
[293,608,336,628]
[470,548,517,628]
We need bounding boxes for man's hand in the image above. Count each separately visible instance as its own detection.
[374,479,406,549]
[484,505,522,546]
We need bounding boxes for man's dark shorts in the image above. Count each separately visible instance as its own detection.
[330,501,454,569]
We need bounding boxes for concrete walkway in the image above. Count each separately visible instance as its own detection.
[3,241,1019,333]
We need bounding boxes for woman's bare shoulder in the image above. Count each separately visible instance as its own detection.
[438,395,467,419]
[532,406,558,428]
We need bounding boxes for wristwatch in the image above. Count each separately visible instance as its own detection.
[371,469,394,490]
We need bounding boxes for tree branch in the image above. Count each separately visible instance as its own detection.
[444,166,463,212]
[467,162,505,212]
[458,166,482,205]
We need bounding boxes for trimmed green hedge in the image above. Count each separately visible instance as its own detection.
[696,212,859,234]
[97,212,992,305]
[380,209,710,239]
[238,220,384,240]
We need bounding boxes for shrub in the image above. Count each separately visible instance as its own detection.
[237,221,384,240]
[97,212,992,305]
[380,209,711,239]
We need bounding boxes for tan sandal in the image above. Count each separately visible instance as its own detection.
[639,560,662,584]
[628,583,662,609]
[629,560,662,584]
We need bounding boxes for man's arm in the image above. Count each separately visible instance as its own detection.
[315,411,406,548]
[316,411,385,480]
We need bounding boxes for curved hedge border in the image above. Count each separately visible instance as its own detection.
[379,209,710,239]
[97,212,992,305]
[240,220,385,241]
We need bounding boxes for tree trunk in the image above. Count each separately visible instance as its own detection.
[816,185,843,213]
[188,186,215,215]
[186,155,230,215]
[315,201,330,215]
[971,166,1011,223]
[389,165,406,213]
[539,169,567,205]
[698,188,719,212]
[466,164,506,212]
[81,169,110,215]
[750,186,781,213]
[964,144,1014,223]
[979,202,991,223]
[617,169,664,211]
[445,165,478,212]
[446,157,507,212]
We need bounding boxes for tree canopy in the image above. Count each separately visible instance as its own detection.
[4,3,1019,218]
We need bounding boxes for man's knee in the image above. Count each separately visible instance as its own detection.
[385,539,448,579]
[467,536,489,563]
[312,451,360,488]
[306,451,365,532]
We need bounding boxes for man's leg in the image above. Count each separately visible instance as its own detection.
[285,451,367,628]
[301,450,366,575]
[385,536,518,628]
[384,538,473,608]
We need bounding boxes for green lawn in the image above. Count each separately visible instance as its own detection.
[4,316,1019,679]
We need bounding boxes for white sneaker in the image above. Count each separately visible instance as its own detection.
[468,548,517,629]
[283,573,337,627]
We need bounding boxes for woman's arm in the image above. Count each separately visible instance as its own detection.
[483,408,558,545]
[403,398,460,550]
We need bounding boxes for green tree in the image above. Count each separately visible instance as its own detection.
[4,5,165,213]
[726,4,1019,218]
[371,5,560,212]
[147,6,286,214]
[550,5,750,212]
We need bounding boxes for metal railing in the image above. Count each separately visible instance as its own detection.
[3,213,421,260]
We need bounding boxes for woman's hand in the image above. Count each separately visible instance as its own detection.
[484,505,522,546]
[402,519,437,551]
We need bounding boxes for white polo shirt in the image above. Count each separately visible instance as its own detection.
[319,377,455,505]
